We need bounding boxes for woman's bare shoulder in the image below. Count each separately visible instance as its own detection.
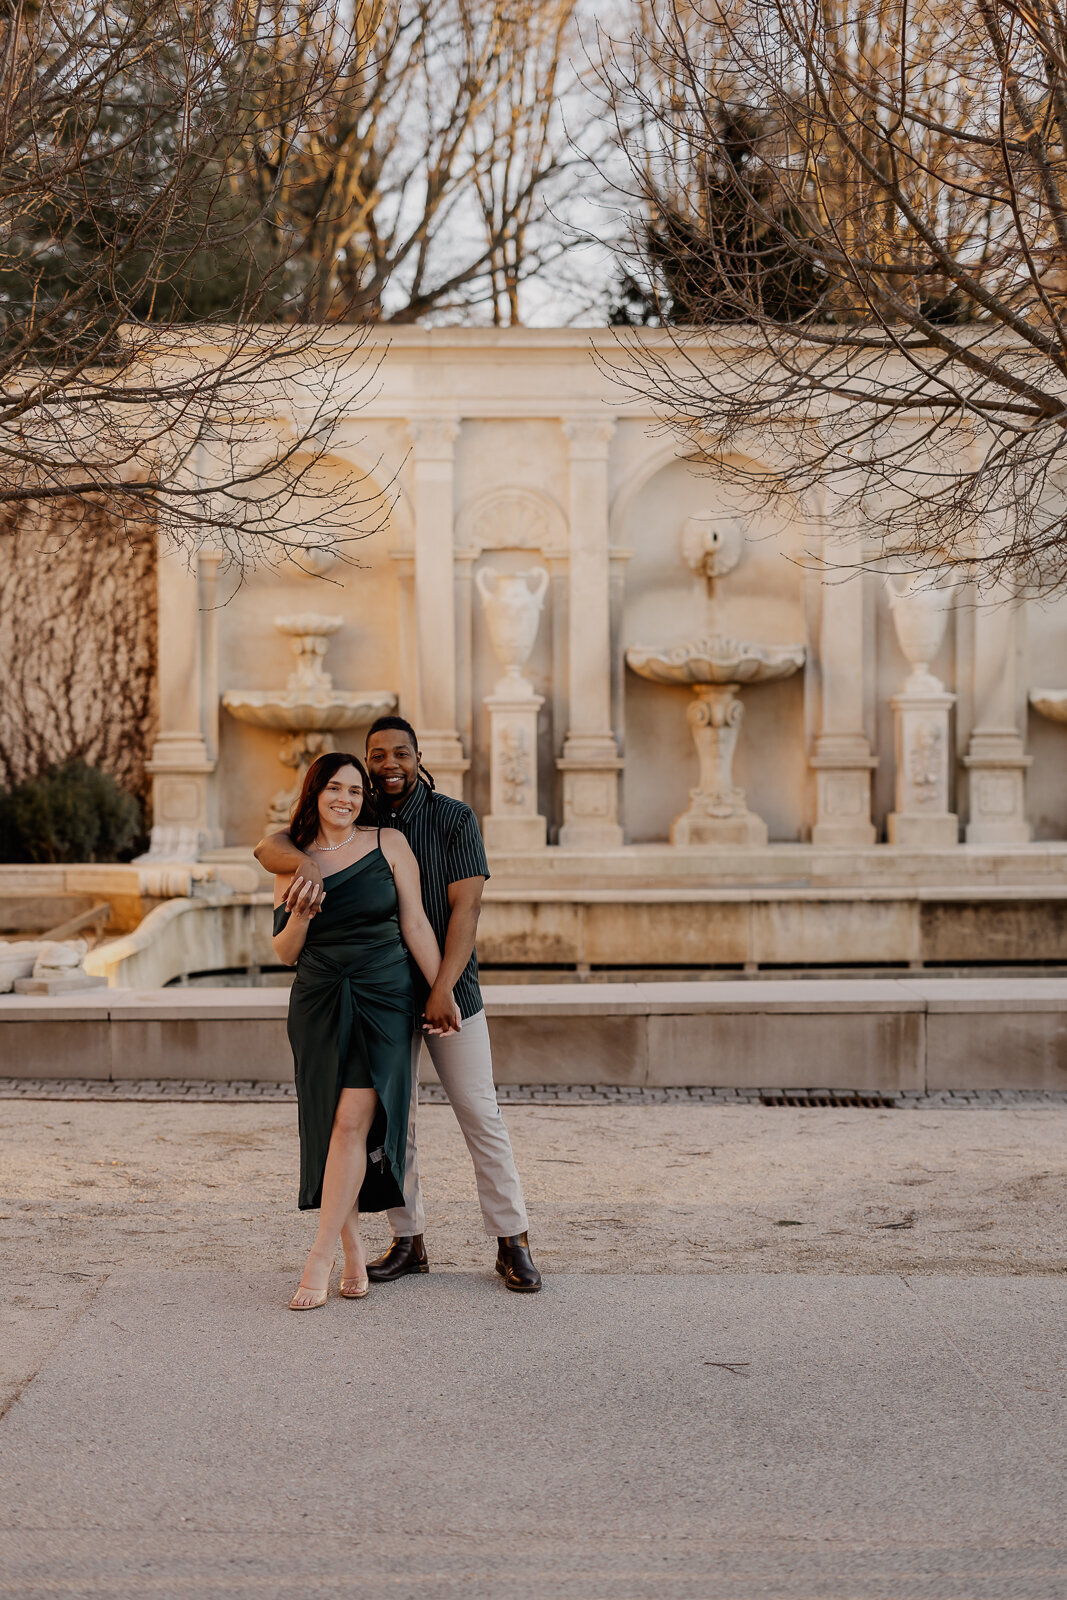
[377,826,413,862]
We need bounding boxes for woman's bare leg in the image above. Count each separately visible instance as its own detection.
[340,1203,369,1283]
[291,1087,377,1308]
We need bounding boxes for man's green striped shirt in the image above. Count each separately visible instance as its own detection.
[381,780,490,1020]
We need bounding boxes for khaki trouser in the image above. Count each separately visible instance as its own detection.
[387,1009,529,1239]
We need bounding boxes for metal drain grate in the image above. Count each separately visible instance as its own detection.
[758,1090,900,1109]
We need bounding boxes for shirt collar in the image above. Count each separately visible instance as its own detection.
[387,779,428,826]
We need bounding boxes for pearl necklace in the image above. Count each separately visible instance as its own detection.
[315,828,357,852]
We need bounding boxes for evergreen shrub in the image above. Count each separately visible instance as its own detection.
[0,761,143,863]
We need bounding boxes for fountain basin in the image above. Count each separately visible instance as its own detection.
[221,693,395,733]
[221,613,397,827]
[1030,690,1067,723]
[626,634,806,847]
[626,636,806,688]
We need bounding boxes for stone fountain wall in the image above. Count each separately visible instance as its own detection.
[136,328,1067,856]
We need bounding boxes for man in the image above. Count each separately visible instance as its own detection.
[254,716,541,1293]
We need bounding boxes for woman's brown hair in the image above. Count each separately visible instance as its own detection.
[289,752,378,850]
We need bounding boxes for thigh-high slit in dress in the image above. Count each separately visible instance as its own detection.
[274,844,415,1212]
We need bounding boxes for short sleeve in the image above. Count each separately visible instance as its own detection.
[272,902,291,935]
[445,806,490,885]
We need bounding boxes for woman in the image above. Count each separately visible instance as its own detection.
[273,751,458,1311]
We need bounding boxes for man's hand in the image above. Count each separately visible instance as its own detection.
[284,858,325,919]
[423,983,462,1036]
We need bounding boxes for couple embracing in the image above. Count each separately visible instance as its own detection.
[256,716,541,1311]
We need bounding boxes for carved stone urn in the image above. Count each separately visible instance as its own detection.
[886,574,952,692]
[476,565,549,849]
[475,567,549,695]
[885,577,958,846]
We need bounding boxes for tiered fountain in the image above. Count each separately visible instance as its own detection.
[626,637,806,846]
[223,614,396,828]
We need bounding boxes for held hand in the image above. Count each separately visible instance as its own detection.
[423,985,462,1036]
[299,854,325,894]
[285,875,324,920]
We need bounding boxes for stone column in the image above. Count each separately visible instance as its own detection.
[141,545,215,860]
[454,548,477,759]
[546,550,570,838]
[410,418,469,799]
[388,549,417,722]
[557,417,623,847]
[197,549,224,847]
[608,546,633,752]
[962,590,1031,843]
[810,555,877,846]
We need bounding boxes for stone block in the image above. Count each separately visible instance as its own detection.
[646,1010,925,1089]
[919,899,1067,964]
[477,901,583,966]
[13,976,107,996]
[109,1018,291,1081]
[926,1011,1067,1090]
[671,811,768,848]
[750,898,919,966]
[2,1020,112,1079]
[887,814,959,848]
[483,815,547,850]
[0,898,95,935]
[581,901,750,967]
[485,1014,647,1085]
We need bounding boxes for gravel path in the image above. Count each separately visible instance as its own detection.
[2,1098,1064,1418]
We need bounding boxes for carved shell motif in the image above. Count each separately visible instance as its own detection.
[470,492,551,551]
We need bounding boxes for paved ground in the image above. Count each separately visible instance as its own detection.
[2,1097,1065,1598]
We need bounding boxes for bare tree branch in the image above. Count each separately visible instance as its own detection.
[601,0,1067,592]
[0,0,391,568]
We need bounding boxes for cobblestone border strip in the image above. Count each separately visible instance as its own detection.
[0,1079,1065,1108]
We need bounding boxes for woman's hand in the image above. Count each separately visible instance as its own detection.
[273,873,318,967]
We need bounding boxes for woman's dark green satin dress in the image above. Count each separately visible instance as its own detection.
[273,844,415,1213]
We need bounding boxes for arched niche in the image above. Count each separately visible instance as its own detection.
[455,486,567,556]
[215,450,408,843]
[456,487,565,833]
[615,451,811,845]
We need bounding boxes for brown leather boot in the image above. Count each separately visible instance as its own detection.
[366,1234,429,1281]
[495,1232,542,1293]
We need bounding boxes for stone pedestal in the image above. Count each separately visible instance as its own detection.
[417,731,470,802]
[811,735,879,847]
[887,689,959,847]
[483,685,547,850]
[143,735,216,860]
[963,730,1032,845]
[557,738,625,848]
[671,685,769,848]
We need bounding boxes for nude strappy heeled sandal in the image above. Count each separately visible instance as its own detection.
[289,1284,329,1311]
